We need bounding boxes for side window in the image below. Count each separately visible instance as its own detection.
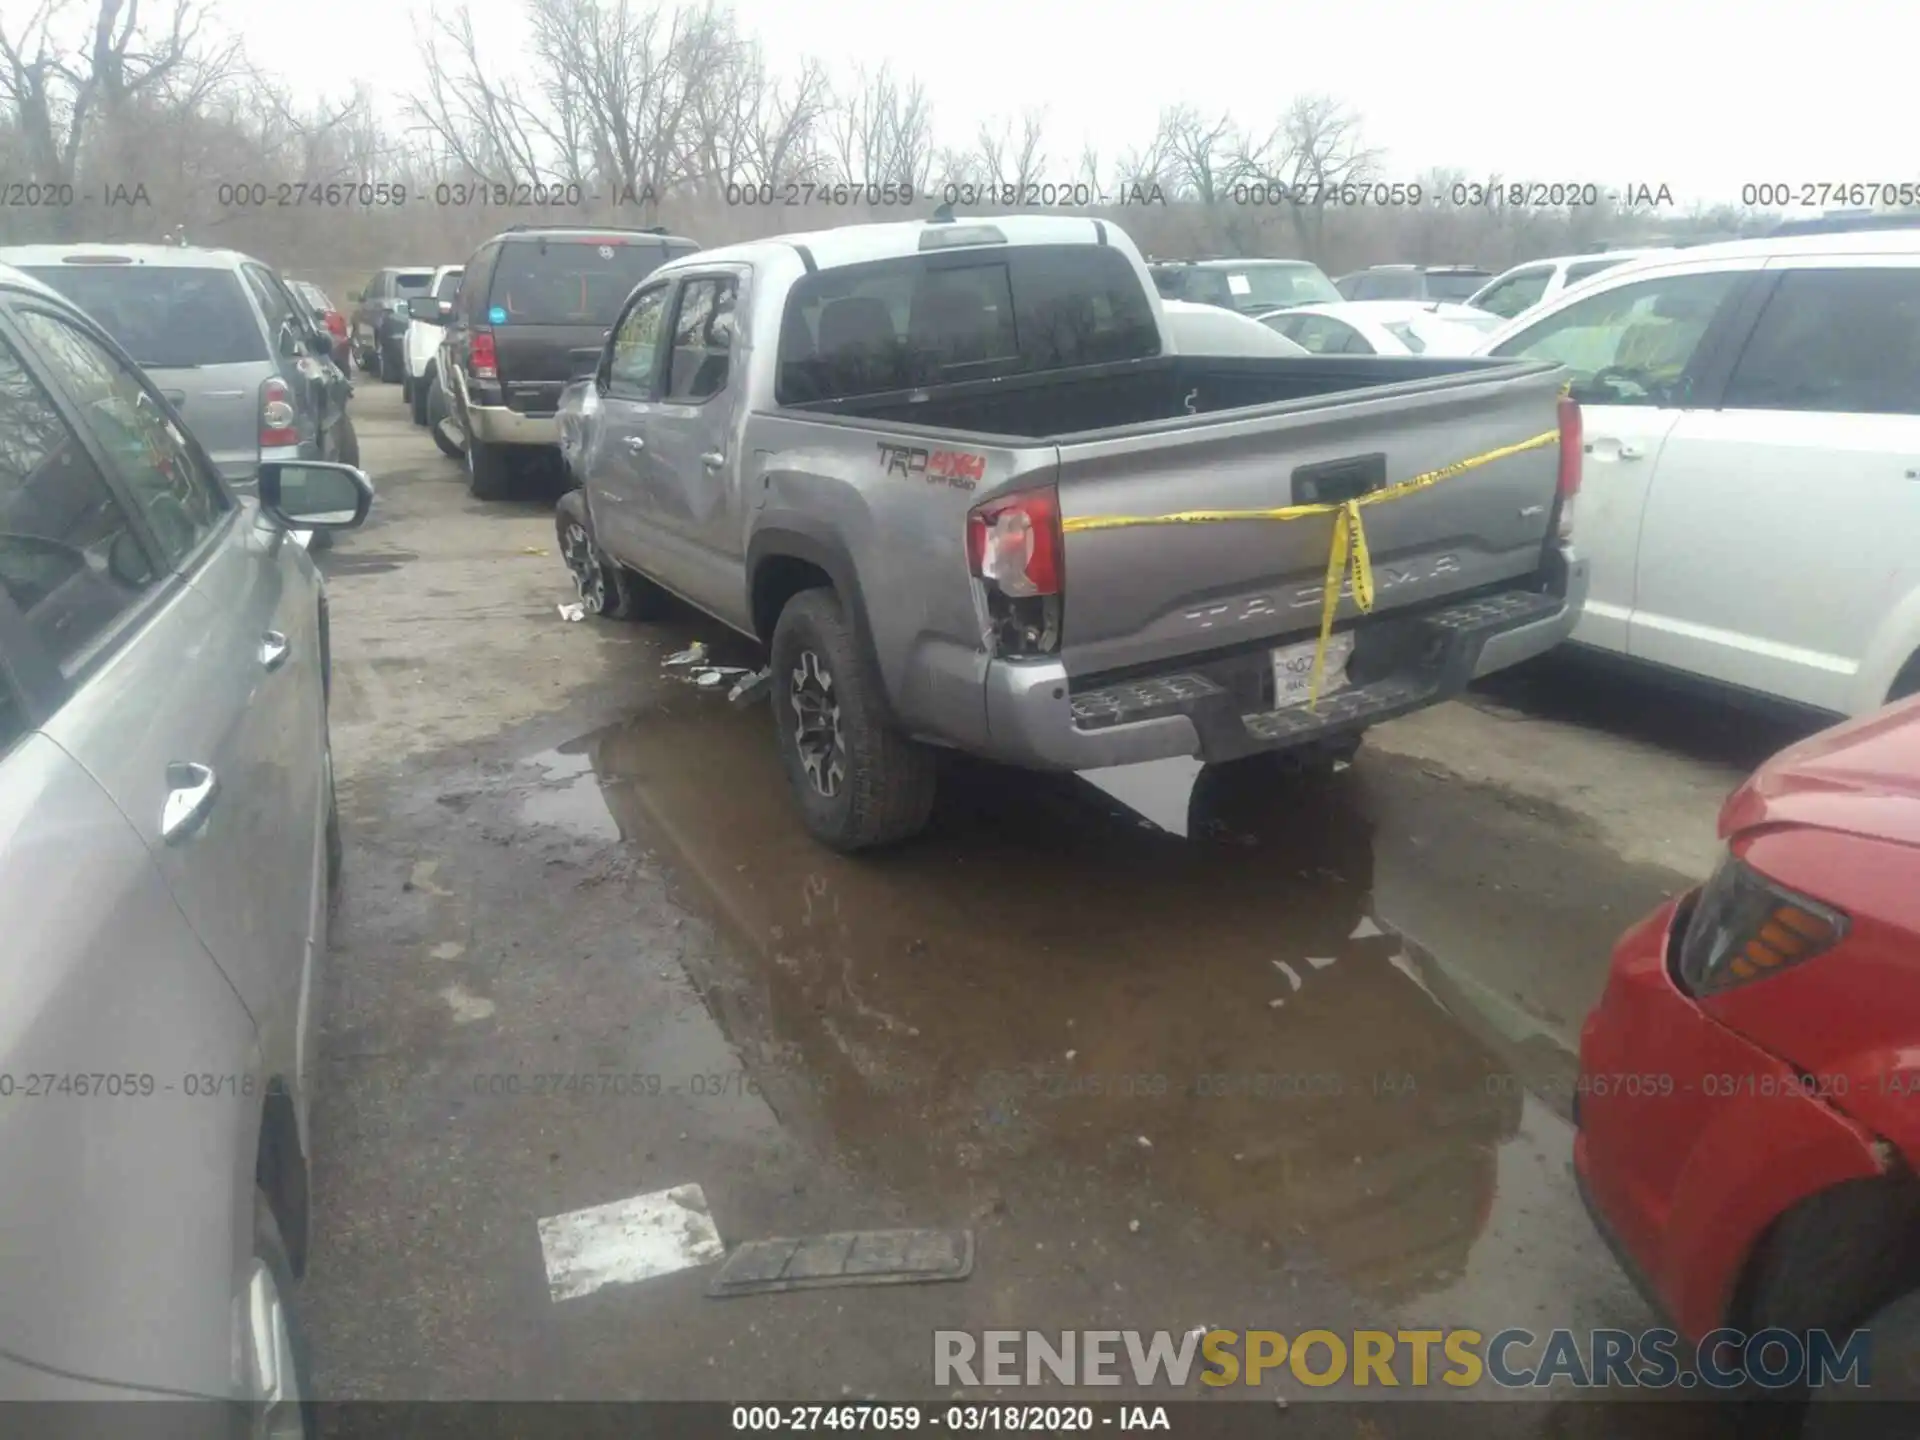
[1490,270,1744,407]
[242,265,296,343]
[461,249,496,325]
[14,308,228,566]
[436,270,464,302]
[1331,321,1375,355]
[0,327,160,676]
[664,277,738,402]
[1722,269,1920,416]
[1292,317,1352,354]
[1477,268,1553,320]
[608,284,671,394]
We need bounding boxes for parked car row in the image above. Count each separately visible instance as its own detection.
[0,252,375,1425]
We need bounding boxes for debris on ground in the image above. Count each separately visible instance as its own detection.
[728,667,773,708]
[521,547,549,557]
[664,643,709,667]
[707,1228,973,1297]
[557,602,586,622]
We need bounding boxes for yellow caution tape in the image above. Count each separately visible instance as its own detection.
[1061,428,1560,708]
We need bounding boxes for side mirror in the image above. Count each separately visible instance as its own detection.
[406,295,442,321]
[108,530,154,587]
[259,460,374,532]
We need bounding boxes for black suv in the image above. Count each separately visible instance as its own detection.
[349,266,436,383]
[1332,265,1492,302]
[438,225,699,499]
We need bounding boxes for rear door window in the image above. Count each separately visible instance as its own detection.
[1564,258,1633,287]
[777,244,1159,403]
[0,326,161,675]
[435,270,464,301]
[19,265,267,368]
[240,263,297,345]
[1721,269,1920,416]
[488,241,675,325]
[664,277,738,402]
[1423,272,1489,302]
[608,283,671,395]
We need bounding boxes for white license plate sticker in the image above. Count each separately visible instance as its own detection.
[1272,631,1354,708]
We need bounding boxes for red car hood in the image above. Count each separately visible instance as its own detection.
[1721,695,1920,848]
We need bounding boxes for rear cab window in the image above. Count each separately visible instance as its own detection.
[1217,264,1341,311]
[776,243,1160,404]
[395,272,434,296]
[486,239,684,326]
[20,265,268,368]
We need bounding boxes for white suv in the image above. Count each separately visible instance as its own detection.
[404,263,464,426]
[1477,230,1920,716]
[1467,248,1669,322]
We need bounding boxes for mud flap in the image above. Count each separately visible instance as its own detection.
[708,1228,973,1297]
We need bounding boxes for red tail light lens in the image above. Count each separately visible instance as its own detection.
[469,330,498,381]
[967,488,1062,598]
[324,311,348,339]
[260,378,297,447]
[1557,394,1583,499]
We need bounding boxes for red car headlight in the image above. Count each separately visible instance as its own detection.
[1675,851,1847,996]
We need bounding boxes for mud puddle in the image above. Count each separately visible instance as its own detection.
[540,677,1672,1336]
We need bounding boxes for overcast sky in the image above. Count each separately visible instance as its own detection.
[226,0,1904,207]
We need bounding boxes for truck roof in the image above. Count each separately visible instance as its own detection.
[0,242,266,269]
[672,214,1114,274]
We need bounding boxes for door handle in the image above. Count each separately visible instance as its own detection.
[623,435,646,453]
[701,451,726,470]
[259,630,291,670]
[160,763,219,844]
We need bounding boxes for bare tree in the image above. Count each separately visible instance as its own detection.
[825,62,933,193]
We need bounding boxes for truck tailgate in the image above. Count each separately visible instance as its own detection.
[1054,365,1565,678]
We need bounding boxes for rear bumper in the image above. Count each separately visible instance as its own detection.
[979,545,1588,771]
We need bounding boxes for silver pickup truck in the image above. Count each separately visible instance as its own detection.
[554,214,1588,851]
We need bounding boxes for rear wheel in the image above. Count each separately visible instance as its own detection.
[1803,1288,1920,1437]
[466,434,513,501]
[769,588,937,851]
[335,415,359,469]
[400,373,413,404]
[409,367,432,426]
[555,490,669,620]
[353,344,374,374]
[375,334,400,383]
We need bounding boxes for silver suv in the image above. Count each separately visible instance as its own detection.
[0,244,354,495]
[0,262,371,1429]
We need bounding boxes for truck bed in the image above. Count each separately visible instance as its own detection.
[779,352,1522,442]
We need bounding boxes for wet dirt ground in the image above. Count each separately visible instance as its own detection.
[304,384,1820,1430]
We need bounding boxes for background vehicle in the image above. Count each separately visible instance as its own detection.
[349,266,434,382]
[0,260,373,1426]
[439,225,698,499]
[1148,257,1341,315]
[289,279,352,371]
[1261,300,1501,356]
[1477,229,1920,716]
[1334,264,1493,302]
[1576,694,1920,1423]
[552,213,1586,851]
[1161,297,1307,355]
[404,264,464,426]
[1467,249,1668,321]
[0,244,357,494]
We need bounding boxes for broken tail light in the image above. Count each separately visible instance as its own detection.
[967,487,1063,656]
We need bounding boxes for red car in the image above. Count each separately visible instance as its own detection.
[291,278,352,371]
[1578,694,1920,1406]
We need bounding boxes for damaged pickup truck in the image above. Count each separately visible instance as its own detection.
[554,214,1588,850]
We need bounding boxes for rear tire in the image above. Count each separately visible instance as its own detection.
[410,368,431,426]
[769,588,937,851]
[335,415,359,470]
[354,344,374,374]
[1803,1288,1920,1437]
[376,335,400,383]
[555,490,669,620]
[466,435,513,501]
